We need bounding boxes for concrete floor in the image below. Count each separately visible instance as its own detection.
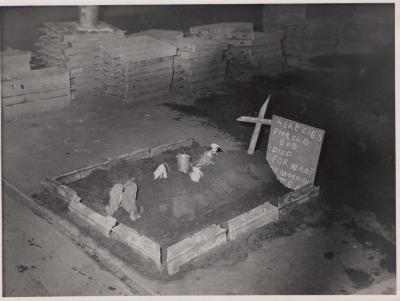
[3,186,133,296]
[2,79,396,295]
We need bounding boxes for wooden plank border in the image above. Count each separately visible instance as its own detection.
[43,138,319,278]
[278,184,320,209]
[54,148,151,184]
[110,223,162,270]
[166,224,227,275]
[69,200,117,237]
[150,138,194,157]
[224,201,279,241]
[41,177,81,203]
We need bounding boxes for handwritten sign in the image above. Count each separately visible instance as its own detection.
[266,115,325,190]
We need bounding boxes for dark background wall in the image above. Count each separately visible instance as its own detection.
[0,5,263,51]
[0,4,394,51]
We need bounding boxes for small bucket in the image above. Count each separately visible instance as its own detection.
[176,154,191,173]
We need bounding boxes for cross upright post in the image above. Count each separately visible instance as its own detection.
[236,94,272,155]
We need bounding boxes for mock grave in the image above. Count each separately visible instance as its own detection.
[38,109,324,275]
[39,138,288,274]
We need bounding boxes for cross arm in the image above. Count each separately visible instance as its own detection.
[236,116,272,125]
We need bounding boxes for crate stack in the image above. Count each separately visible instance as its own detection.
[33,21,125,98]
[1,49,32,78]
[226,31,284,81]
[1,67,71,119]
[100,35,177,102]
[283,18,339,60]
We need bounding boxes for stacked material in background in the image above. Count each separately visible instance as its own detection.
[1,49,32,78]
[33,21,125,98]
[190,22,254,41]
[128,29,184,44]
[189,23,254,82]
[262,5,307,31]
[100,35,177,102]
[170,37,227,90]
[129,29,227,90]
[1,67,71,119]
[283,18,339,60]
[65,31,126,98]
[189,23,284,81]
[226,31,284,81]
[32,22,75,69]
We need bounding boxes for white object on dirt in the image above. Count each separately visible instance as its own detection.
[210,143,224,154]
[189,167,204,182]
[196,143,225,167]
[153,163,169,180]
[105,183,124,215]
[196,150,214,167]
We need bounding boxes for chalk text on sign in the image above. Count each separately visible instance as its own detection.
[272,166,310,189]
[276,118,323,143]
[266,115,325,190]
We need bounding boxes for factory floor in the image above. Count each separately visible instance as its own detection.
[2,53,396,296]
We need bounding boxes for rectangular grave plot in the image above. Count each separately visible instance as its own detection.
[44,138,291,275]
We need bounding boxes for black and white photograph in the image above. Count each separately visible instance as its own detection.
[0,2,397,297]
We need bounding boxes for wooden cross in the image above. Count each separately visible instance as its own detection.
[236,94,271,155]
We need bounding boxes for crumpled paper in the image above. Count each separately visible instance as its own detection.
[210,143,224,154]
[195,143,224,167]
[189,167,204,182]
[196,150,214,167]
[153,163,169,180]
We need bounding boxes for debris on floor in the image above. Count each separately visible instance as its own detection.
[153,163,169,180]
[189,167,203,182]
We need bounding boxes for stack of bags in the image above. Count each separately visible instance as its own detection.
[33,21,125,98]
[131,28,227,90]
[190,22,254,41]
[189,22,255,82]
[1,49,32,78]
[33,22,77,68]
[128,29,184,44]
[226,31,284,81]
[171,37,227,89]
[100,35,177,102]
[1,67,71,119]
[283,18,339,59]
[188,22,284,81]
[65,31,126,98]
